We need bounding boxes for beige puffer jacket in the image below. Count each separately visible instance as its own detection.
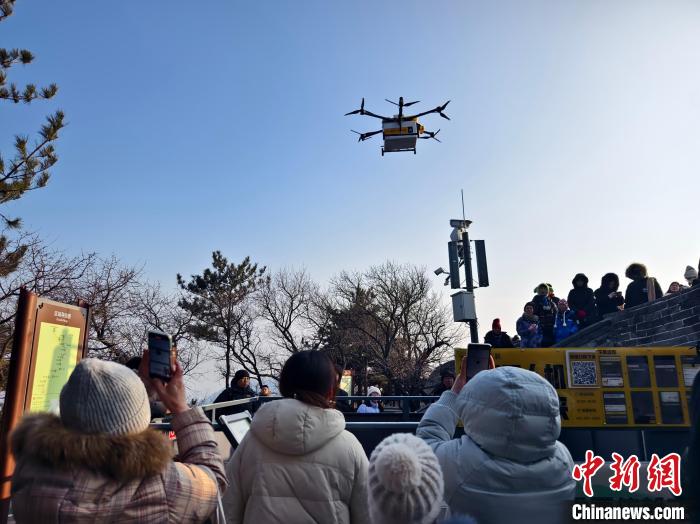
[222,398,369,524]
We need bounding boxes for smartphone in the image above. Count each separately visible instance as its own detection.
[147,330,174,381]
[466,343,491,380]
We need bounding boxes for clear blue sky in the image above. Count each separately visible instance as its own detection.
[4,1,700,348]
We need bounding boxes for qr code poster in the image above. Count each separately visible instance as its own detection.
[566,350,600,388]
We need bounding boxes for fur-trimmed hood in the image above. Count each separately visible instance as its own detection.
[626,263,648,280]
[11,413,172,482]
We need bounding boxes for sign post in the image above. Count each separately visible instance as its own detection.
[0,289,89,524]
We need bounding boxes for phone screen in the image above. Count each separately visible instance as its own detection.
[148,331,172,380]
[466,343,491,380]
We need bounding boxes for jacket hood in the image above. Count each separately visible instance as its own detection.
[600,273,620,290]
[626,263,648,280]
[251,398,346,455]
[458,367,560,463]
[11,413,171,481]
[572,273,589,287]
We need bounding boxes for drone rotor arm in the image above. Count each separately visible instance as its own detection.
[361,109,390,120]
[404,107,439,120]
[351,129,383,141]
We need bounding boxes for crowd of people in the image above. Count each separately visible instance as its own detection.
[481,261,700,349]
[8,347,700,523]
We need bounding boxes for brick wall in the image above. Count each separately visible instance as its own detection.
[555,285,700,348]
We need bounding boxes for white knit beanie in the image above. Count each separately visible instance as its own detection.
[685,266,698,282]
[59,358,151,436]
[368,433,444,524]
[367,386,382,397]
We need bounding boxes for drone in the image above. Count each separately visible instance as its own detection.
[345,97,450,156]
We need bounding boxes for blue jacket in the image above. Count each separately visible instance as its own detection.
[553,310,578,344]
[516,315,542,348]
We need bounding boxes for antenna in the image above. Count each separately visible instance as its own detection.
[461,189,466,222]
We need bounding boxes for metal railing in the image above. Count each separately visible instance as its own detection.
[153,395,443,426]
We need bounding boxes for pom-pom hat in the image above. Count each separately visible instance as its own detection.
[368,433,444,524]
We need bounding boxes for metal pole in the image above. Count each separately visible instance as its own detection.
[0,288,37,524]
[461,231,479,343]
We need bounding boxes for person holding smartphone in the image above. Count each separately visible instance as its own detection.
[594,272,625,317]
[10,353,227,523]
[416,352,575,523]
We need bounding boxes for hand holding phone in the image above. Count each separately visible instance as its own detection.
[452,344,495,395]
[147,330,174,381]
[465,343,492,381]
[141,349,188,415]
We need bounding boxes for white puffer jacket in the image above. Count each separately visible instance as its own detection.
[222,398,370,524]
[417,366,576,524]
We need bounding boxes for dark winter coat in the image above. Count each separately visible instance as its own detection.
[625,263,663,309]
[531,294,556,346]
[484,330,515,348]
[567,273,598,326]
[335,389,352,413]
[553,310,578,344]
[594,273,625,317]
[516,315,542,348]
[214,383,257,416]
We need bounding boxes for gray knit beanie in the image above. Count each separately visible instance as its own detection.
[60,358,151,436]
[368,433,445,524]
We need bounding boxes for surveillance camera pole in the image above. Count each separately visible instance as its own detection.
[461,229,479,343]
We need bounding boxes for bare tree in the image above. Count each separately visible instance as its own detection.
[256,267,328,374]
[323,262,463,393]
[72,255,143,361]
[0,235,95,361]
[134,283,208,376]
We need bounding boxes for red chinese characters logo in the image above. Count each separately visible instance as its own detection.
[609,453,640,493]
[573,451,682,497]
[572,450,605,497]
[647,453,682,496]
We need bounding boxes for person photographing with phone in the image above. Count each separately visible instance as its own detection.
[417,344,575,524]
[10,351,227,523]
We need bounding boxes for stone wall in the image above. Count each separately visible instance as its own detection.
[555,285,700,348]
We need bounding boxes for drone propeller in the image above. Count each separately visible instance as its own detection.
[420,129,442,142]
[438,100,451,120]
[385,98,420,107]
[404,99,451,121]
[351,129,382,142]
[345,98,366,116]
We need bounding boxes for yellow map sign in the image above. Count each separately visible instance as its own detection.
[29,322,81,413]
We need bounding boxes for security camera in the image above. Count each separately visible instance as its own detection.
[434,267,447,276]
[449,219,472,229]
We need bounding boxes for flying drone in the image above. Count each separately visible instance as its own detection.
[344,97,450,156]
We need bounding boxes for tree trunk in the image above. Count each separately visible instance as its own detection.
[225,336,232,389]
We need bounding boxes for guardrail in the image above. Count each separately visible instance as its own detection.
[195,395,441,423]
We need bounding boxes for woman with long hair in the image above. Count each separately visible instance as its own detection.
[223,350,369,523]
